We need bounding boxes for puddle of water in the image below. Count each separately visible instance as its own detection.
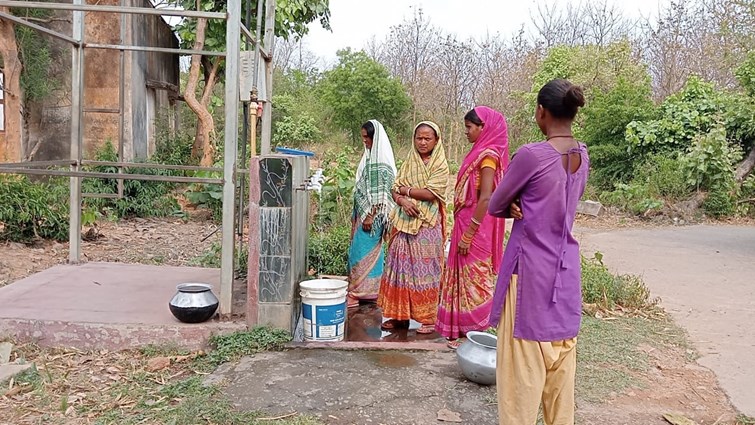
[365,351,418,368]
[346,303,443,343]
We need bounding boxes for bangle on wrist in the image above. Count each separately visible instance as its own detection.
[407,188,412,198]
[471,217,481,226]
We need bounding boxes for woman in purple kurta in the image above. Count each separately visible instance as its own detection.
[487,79,589,425]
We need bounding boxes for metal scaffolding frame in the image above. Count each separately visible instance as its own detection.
[0,0,276,315]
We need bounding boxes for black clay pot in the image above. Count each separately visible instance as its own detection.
[169,283,219,323]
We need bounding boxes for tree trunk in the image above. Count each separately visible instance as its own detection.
[0,7,24,162]
[736,144,755,183]
[191,57,222,166]
[184,18,216,167]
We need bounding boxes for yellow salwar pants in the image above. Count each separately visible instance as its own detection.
[496,275,578,425]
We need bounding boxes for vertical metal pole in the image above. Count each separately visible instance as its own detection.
[68,0,85,263]
[260,0,275,155]
[117,0,125,198]
[236,0,252,261]
[220,0,241,315]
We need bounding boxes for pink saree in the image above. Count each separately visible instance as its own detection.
[436,106,510,340]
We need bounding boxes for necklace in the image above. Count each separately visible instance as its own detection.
[546,134,573,140]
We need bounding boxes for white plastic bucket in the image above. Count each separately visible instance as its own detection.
[300,279,349,342]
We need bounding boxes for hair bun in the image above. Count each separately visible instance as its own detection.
[565,85,586,108]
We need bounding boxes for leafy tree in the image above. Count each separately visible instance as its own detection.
[318,49,412,141]
[522,42,656,188]
[271,69,325,147]
[171,0,330,166]
[626,77,728,156]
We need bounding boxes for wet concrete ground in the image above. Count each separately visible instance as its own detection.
[208,349,498,425]
[345,302,445,344]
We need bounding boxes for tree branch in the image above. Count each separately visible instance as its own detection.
[735,144,755,182]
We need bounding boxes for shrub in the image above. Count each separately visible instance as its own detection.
[308,224,351,276]
[703,189,735,217]
[0,176,68,243]
[82,140,181,219]
[682,126,741,193]
[184,169,223,222]
[738,174,755,217]
[314,147,357,228]
[600,183,664,216]
[581,252,656,312]
[637,154,691,201]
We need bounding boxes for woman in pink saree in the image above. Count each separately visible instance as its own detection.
[436,106,509,348]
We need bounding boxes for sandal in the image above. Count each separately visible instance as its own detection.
[416,324,436,334]
[446,338,464,349]
[381,319,410,330]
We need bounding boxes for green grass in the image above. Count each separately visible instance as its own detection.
[577,315,690,403]
[1,327,310,425]
[204,326,292,367]
[737,415,755,425]
[581,251,658,312]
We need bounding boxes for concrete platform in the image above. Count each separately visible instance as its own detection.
[0,262,246,350]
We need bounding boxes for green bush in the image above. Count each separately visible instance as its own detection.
[703,189,735,217]
[600,183,664,216]
[0,176,68,243]
[581,252,656,312]
[634,154,691,201]
[151,126,196,166]
[82,140,181,219]
[314,147,357,228]
[738,174,755,217]
[184,170,223,222]
[308,224,351,276]
[682,126,741,193]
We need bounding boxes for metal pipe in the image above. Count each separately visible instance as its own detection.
[237,0,254,271]
[219,0,242,315]
[118,1,126,200]
[254,0,264,47]
[68,0,84,264]
[260,0,275,155]
[0,11,79,45]
[0,160,75,168]
[0,1,227,19]
[0,167,223,184]
[258,46,270,60]
[81,160,223,172]
[84,107,120,113]
[85,43,226,57]
[240,23,256,44]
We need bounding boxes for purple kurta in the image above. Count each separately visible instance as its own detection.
[487,141,590,341]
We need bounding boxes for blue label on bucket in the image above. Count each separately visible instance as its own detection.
[315,303,345,325]
[302,301,346,341]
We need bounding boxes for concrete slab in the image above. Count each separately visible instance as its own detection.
[0,363,32,383]
[208,349,497,425]
[0,262,246,350]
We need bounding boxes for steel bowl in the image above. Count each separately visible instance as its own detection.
[456,331,497,385]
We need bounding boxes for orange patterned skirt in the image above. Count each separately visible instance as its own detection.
[377,223,444,324]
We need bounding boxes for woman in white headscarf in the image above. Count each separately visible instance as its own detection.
[347,120,397,308]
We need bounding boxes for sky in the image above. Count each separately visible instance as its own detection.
[302,0,667,66]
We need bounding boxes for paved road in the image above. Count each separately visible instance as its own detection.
[577,225,755,417]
